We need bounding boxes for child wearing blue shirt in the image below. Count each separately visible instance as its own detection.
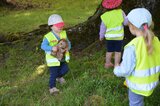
[41,14,71,94]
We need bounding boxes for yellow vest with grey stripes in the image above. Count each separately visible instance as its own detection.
[44,30,70,66]
[125,36,160,96]
[101,9,124,40]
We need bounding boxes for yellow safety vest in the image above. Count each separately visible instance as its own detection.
[125,36,160,96]
[101,9,124,40]
[44,30,70,66]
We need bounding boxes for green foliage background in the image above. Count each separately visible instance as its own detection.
[0,0,101,35]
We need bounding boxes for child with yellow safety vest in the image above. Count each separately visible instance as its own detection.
[41,14,71,95]
[114,8,160,106]
[99,0,128,69]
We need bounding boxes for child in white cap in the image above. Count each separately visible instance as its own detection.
[100,0,128,69]
[114,8,160,106]
[41,14,71,95]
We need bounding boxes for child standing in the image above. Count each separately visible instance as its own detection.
[114,8,160,106]
[99,0,128,68]
[41,14,71,94]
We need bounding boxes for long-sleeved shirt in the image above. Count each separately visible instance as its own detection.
[41,31,71,52]
[114,45,136,77]
[99,11,128,40]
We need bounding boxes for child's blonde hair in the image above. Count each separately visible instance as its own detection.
[143,21,155,55]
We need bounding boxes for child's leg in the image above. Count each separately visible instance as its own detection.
[114,52,121,66]
[128,89,144,106]
[105,52,114,68]
[58,62,69,78]
[49,67,59,88]
[57,62,69,84]
[106,52,113,64]
[114,40,123,66]
[105,40,114,68]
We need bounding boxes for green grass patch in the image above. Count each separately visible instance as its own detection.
[0,0,101,35]
[0,40,160,105]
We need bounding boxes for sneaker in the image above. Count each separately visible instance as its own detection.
[49,87,59,95]
[104,63,114,69]
[56,77,66,84]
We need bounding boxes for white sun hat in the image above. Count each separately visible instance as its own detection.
[127,8,152,29]
[48,14,64,26]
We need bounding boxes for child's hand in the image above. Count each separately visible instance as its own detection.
[52,46,58,52]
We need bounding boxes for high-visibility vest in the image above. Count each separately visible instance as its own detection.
[101,9,124,40]
[44,30,70,66]
[125,36,160,96]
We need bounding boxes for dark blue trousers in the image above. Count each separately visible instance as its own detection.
[49,62,69,88]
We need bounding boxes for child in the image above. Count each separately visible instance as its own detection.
[99,0,128,68]
[114,8,160,106]
[41,14,71,94]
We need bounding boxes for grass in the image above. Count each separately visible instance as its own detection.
[0,39,160,105]
[0,39,127,105]
[0,0,160,105]
[0,0,101,35]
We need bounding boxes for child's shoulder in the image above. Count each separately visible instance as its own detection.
[44,31,52,36]
[43,31,53,39]
[60,30,67,35]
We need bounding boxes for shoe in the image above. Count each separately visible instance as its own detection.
[56,77,66,84]
[49,87,59,95]
[104,63,114,69]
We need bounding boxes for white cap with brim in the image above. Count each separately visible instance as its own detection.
[48,14,64,26]
[127,8,152,29]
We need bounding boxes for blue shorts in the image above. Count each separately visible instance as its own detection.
[106,40,123,52]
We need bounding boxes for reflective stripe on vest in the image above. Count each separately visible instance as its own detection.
[47,58,59,63]
[101,9,124,40]
[105,26,124,38]
[46,51,70,61]
[126,79,158,91]
[65,52,70,62]
[131,66,160,77]
[125,36,160,96]
[44,30,70,66]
